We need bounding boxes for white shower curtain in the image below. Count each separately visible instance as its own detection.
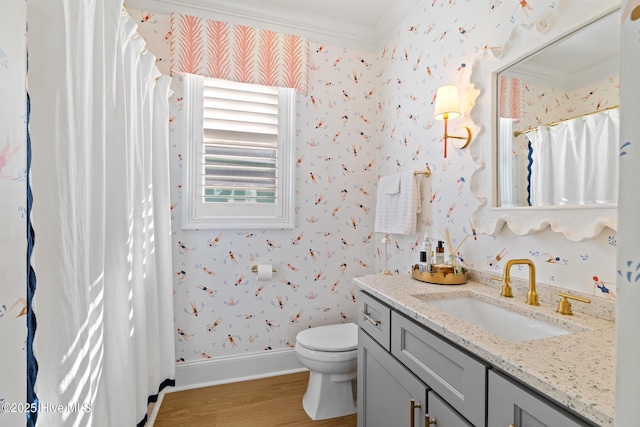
[528,108,619,206]
[27,1,175,426]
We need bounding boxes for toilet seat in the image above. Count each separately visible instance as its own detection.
[296,323,358,352]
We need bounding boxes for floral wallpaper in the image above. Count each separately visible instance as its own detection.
[131,0,618,367]
[0,1,27,424]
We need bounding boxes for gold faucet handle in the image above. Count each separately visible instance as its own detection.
[557,292,591,315]
[491,276,513,297]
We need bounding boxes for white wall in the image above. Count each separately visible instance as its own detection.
[615,1,640,424]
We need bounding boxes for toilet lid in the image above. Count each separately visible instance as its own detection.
[296,323,358,352]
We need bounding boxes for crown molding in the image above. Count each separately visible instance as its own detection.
[126,0,425,52]
[372,0,424,49]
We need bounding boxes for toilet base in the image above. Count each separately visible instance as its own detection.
[302,370,357,420]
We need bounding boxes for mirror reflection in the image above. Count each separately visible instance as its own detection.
[497,9,620,207]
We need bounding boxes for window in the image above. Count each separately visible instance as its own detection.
[183,75,296,229]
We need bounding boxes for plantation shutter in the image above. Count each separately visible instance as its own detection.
[202,77,279,204]
[183,73,295,229]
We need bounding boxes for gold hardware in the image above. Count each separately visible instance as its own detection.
[556,292,591,315]
[414,169,432,177]
[361,311,381,327]
[514,105,619,137]
[492,275,513,298]
[250,265,276,273]
[502,259,538,305]
[410,399,422,427]
[425,413,437,425]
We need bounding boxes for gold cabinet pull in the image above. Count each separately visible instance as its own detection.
[410,399,421,427]
[425,413,437,425]
[360,310,381,326]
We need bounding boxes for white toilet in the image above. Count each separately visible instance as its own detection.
[295,322,359,420]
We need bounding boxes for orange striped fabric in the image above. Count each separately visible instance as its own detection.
[171,13,308,92]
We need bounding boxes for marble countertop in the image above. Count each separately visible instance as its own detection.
[354,273,615,427]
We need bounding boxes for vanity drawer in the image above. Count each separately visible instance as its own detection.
[391,311,487,427]
[358,291,391,351]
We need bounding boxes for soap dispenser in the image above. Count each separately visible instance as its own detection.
[419,234,431,272]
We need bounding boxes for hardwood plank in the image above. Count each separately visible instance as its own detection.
[153,372,357,427]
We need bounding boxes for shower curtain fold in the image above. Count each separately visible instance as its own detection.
[27,1,175,425]
[527,108,619,206]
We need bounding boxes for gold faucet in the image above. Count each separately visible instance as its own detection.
[502,259,539,306]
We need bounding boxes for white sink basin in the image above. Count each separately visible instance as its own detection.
[420,295,574,342]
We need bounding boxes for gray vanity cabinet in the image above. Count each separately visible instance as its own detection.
[428,390,473,427]
[358,291,477,427]
[358,327,473,427]
[357,328,427,427]
[391,311,486,427]
[488,371,591,427]
[357,290,594,427]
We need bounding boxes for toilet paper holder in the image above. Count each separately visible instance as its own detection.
[251,265,276,273]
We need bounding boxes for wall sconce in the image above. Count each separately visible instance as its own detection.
[434,84,472,158]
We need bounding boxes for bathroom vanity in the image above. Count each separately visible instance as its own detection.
[355,274,615,427]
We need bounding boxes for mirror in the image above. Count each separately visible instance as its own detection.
[469,5,619,241]
[497,9,620,208]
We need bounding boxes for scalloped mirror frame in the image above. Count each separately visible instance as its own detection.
[468,2,620,242]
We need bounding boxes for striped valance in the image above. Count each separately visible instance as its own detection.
[499,75,523,120]
[170,13,308,92]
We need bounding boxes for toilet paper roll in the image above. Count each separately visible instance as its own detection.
[256,264,273,281]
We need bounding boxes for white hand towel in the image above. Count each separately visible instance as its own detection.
[374,171,421,235]
[378,173,401,194]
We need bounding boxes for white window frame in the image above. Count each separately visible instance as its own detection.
[182,74,296,229]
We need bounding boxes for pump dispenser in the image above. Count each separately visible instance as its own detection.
[435,240,445,265]
[419,234,431,272]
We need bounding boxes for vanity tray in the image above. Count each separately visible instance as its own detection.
[411,264,467,285]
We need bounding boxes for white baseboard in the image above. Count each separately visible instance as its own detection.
[171,348,306,392]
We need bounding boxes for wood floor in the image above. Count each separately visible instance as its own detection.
[153,371,357,426]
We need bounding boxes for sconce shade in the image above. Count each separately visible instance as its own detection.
[434,85,461,120]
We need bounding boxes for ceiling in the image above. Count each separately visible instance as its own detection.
[504,9,620,91]
[131,0,423,51]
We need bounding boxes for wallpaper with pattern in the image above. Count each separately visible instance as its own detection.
[131,0,619,365]
[131,9,378,363]
[373,0,617,302]
[0,1,27,424]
